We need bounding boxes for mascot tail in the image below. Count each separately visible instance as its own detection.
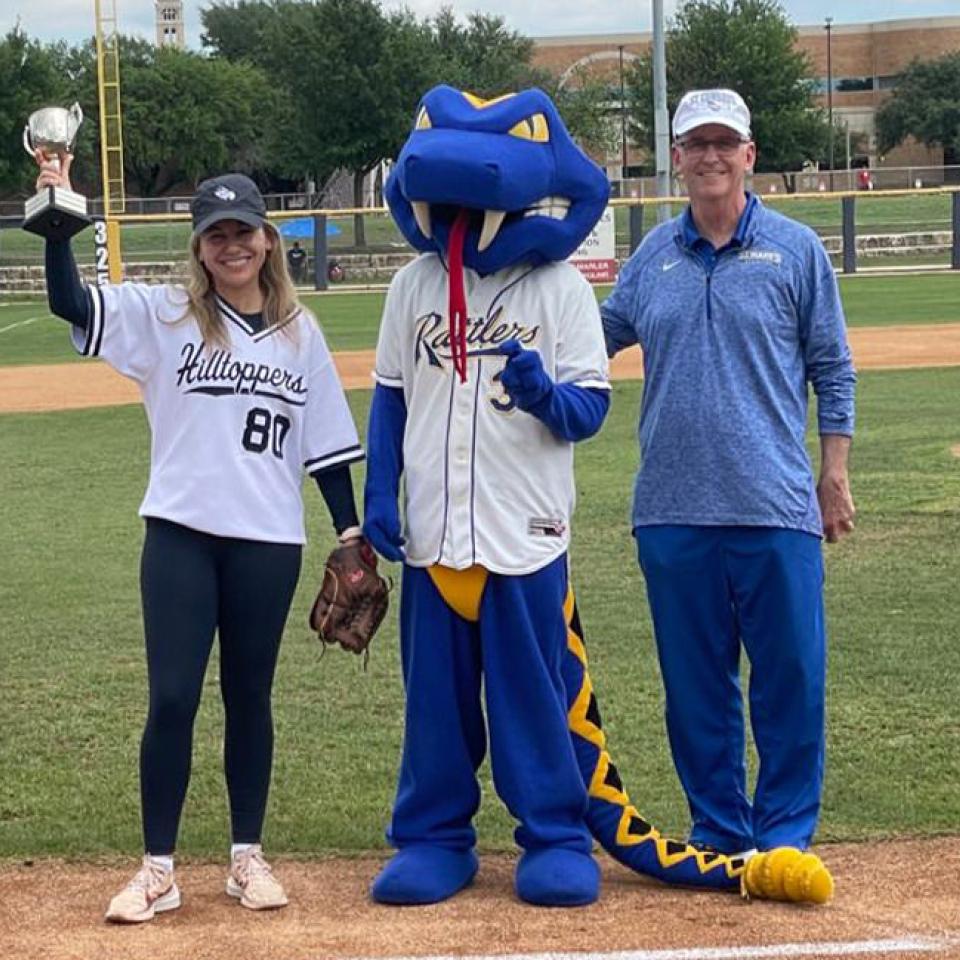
[562,591,834,904]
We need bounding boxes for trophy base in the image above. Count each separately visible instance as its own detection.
[22,186,91,240]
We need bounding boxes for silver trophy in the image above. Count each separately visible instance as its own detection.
[22,103,91,239]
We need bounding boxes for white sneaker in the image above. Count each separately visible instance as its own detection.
[226,845,288,910]
[105,856,181,923]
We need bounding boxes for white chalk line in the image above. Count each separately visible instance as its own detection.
[0,316,44,334]
[362,938,955,960]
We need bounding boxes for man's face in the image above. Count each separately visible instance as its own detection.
[672,123,756,204]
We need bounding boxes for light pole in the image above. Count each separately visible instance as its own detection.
[825,16,834,192]
[653,0,671,222]
[618,45,628,183]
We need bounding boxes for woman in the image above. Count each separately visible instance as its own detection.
[35,156,366,923]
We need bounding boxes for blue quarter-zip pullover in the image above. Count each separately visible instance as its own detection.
[601,194,856,537]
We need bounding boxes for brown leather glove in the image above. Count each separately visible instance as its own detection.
[309,537,390,655]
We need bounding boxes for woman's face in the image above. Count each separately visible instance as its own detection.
[197,219,272,296]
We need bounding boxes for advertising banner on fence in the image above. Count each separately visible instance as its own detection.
[569,205,617,283]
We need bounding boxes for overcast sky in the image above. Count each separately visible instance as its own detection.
[5,0,960,47]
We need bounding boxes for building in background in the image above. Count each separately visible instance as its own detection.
[155,0,185,49]
[533,16,960,181]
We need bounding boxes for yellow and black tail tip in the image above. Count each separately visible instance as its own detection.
[742,848,835,904]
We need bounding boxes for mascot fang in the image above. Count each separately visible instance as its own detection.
[363,85,833,907]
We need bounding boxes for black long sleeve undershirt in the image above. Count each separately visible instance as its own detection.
[45,238,91,329]
[313,464,360,534]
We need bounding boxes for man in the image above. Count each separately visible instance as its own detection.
[286,240,307,284]
[601,89,856,857]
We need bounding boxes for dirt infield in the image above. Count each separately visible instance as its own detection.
[2,323,960,415]
[2,840,959,960]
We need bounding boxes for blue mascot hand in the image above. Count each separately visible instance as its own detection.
[363,496,405,563]
[498,339,553,411]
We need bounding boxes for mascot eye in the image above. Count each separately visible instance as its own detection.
[415,107,432,130]
[508,114,549,142]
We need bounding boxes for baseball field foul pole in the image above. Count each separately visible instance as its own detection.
[94,0,125,284]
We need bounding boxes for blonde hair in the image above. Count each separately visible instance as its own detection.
[184,221,300,347]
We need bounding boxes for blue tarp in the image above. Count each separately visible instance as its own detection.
[279,217,342,238]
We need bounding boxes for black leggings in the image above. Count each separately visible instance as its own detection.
[139,518,301,855]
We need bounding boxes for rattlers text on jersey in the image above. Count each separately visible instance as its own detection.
[73,284,363,544]
[374,255,610,574]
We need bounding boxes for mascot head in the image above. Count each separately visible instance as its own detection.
[386,85,610,276]
[386,85,609,381]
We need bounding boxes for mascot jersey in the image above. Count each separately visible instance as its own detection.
[363,85,834,909]
[374,256,608,574]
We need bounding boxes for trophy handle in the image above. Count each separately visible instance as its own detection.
[22,126,34,157]
[67,103,84,148]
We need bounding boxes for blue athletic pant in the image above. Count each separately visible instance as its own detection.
[139,518,301,855]
[634,525,825,853]
[389,556,591,855]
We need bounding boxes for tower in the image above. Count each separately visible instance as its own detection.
[155,0,185,48]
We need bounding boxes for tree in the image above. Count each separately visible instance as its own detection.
[876,52,960,165]
[125,49,275,194]
[0,26,68,196]
[547,69,622,160]
[430,9,537,97]
[200,0,279,64]
[627,0,829,177]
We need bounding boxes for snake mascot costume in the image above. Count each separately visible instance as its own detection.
[362,84,833,907]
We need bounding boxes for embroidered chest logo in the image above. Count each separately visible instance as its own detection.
[414,305,539,371]
[738,250,782,266]
[175,342,308,406]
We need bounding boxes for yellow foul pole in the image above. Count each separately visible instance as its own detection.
[94,0,125,283]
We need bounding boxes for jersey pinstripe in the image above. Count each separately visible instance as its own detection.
[375,254,610,575]
[73,283,362,544]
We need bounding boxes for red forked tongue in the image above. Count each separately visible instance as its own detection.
[447,208,471,383]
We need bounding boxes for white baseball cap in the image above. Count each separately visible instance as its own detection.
[672,89,752,140]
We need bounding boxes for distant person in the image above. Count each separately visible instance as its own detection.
[857,168,873,191]
[601,89,856,858]
[287,240,307,284]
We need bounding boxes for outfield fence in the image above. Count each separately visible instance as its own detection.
[1,185,959,292]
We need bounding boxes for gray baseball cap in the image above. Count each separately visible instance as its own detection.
[191,173,267,236]
[672,89,752,140]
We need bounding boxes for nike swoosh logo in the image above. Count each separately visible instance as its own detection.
[662,260,681,272]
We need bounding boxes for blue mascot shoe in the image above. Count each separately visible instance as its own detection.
[371,846,479,905]
[515,848,600,907]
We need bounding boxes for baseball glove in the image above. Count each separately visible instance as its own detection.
[309,538,390,656]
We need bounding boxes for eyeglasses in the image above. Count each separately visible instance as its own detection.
[675,136,749,155]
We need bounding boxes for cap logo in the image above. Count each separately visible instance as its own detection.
[214,186,236,202]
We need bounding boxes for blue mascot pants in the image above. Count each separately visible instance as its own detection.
[388,556,592,856]
[634,525,826,853]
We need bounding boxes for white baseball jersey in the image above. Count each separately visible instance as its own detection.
[374,254,610,575]
[72,284,362,544]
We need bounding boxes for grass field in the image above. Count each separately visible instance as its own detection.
[1,276,959,862]
[2,272,959,368]
[1,365,958,859]
[0,192,954,267]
